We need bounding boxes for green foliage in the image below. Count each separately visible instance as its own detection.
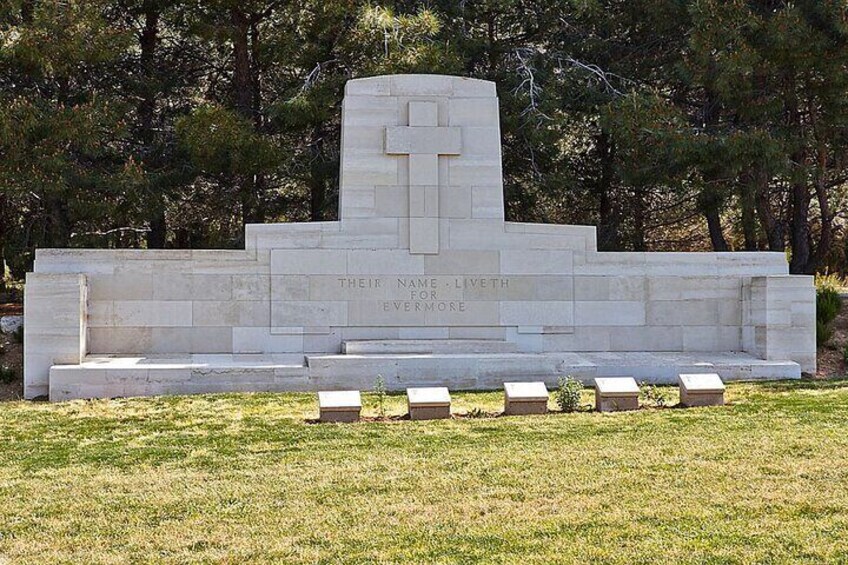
[555,376,583,413]
[639,382,669,408]
[2,0,848,274]
[818,291,842,327]
[817,320,835,348]
[373,374,386,418]
[176,104,280,178]
[0,365,16,384]
[843,344,848,365]
[816,274,843,346]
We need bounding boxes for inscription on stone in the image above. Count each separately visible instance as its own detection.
[269,272,575,329]
[337,276,511,313]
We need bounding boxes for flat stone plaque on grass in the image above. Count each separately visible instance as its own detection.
[594,377,639,412]
[407,387,451,420]
[679,373,725,407]
[318,390,362,423]
[504,381,549,415]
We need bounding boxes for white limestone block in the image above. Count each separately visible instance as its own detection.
[424,250,500,274]
[390,74,454,96]
[407,386,451,420]
[461,127,502,157]
[341,96,397,126]
[452,77,496,97]
[192,301,270,327]
[449,98,499,126]
[341,154,398,186]
[112,300,192,327]
[346,250,426,275]
[471,186,505,219]
[448,159,502,186]
[385,126,461,155]
[409,155,439,186]
[504,381,549,415]
[318,390,362,422]
[501,250,572,275]
[500,301,574,327]
[594,377,639,412]
[409,217,439,254]
[345,76,391,96]
[439,185,472,218]
[271,249,348,275]
[574,301,646,326]
[408,101,438,126]
[678,373,725,407]
[374,185,408,217]
[233,327,304,354]
[340,127,385,155]
[271,301,347,327]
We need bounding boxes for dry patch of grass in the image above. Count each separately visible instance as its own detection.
[1,381,847,563]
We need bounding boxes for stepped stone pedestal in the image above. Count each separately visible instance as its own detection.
[503,382,549,415]
[24,74,816,401]
[595,377,640,412]
[318,390,362,422]
[678,373,726,407]
[407,387,451,420]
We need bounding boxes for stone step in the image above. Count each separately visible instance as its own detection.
[342,339,519,355]
[49,351,800,401]
[306,351,800,391]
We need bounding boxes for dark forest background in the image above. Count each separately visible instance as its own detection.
[1,0,847,278]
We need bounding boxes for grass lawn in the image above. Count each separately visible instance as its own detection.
[1,381,847,564]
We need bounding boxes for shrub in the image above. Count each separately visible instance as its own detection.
[374,374,387,418]
[0,365,16,384]
[817,320,835,347]
[817,288,842,326]
[640,381,668,407]
[843,344,848,365]
[555,376,583,413]
[815,274,844,347]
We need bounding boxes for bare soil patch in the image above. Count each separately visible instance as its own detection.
[816,294,848,378]
[0,323,23,401]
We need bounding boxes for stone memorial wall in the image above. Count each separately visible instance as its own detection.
[24,75,816,401]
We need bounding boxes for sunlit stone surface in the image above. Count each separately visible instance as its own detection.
[25,74,816,401]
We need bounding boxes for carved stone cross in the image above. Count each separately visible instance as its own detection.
[385,101,461,254]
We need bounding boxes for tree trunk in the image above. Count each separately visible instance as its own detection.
[789,177,812,274]
[631,188,646,251]
[139,2,166,248]
[704,205,729,251]
[699,190,729,251]
[309,124,326,221]
[739,170,758,251]
[595,130,620,250]
[231,8,260,227]
[755,174,784,252]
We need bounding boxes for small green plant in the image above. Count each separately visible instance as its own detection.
[374,374,387,418]
[0,365,16,384]
[816,274,844,347]
[639,381,668,407]
[555,376,583,413]
[12,324,23,345]
[467,407,488,418]
[817,320,835,347]
[843,344,848,365]
[817,289,842,326]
